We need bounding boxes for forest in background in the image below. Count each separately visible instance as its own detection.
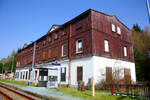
[0,24,150,81]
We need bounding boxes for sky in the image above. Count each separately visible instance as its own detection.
[0,0,149,60]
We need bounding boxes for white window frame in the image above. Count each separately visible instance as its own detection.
[104,40,109,52]
[76,39,83,53]
[62,44,67,57]
[117,26,121,34]
[124,46,127,56]
[111,24,115,32]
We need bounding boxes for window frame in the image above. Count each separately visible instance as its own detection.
[111,24,116,32]
[104,40,109,52]
[61,44,67,57]
[117,26,121,34]
[76,39,83,53]
[76,20,82,30]
[124,46,127,57]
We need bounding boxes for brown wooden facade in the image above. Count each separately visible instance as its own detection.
[16,9,134,68]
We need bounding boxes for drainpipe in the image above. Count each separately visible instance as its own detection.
[68,24,72,86]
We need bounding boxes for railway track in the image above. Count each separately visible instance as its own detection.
[0,84,40,100]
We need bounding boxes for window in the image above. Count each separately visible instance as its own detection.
[61,67,66,82]
[55,33,58,39]
[124,68,131,82]
[62,44,67,56]
[43,41,46,46]
[111,24,115,32]
[104,40,109,52]
[48,49,52,58]
[62,29,67,36]
[117,26,121,34]
[76,39,83,53]
[42,51,46,60]
[124,46,127,56]
[77,67,83,82]
[48,35,52,42]
[76,20,82,30]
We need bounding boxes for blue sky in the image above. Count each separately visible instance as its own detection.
[0,0,149,60]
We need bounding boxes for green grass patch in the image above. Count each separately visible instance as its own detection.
[0,79,28,86]
[54,86,144,100]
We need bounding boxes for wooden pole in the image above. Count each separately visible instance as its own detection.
[92,77,95,96]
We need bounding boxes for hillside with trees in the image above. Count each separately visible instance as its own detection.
[0,50,17,74]
[132,24,150,81]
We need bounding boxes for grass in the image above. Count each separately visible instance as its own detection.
[54,86,144,100]
[0,79,29,86]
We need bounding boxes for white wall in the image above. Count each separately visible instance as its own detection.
[70,57,94,86]
[15,56,136,87]
[93,56,136,84]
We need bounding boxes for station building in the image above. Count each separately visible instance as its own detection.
[15,9,136,87]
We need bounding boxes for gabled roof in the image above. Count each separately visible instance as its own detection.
[48,24,61,33]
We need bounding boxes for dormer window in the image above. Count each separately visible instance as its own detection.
[111,24,115,32]
[117,26,121,34]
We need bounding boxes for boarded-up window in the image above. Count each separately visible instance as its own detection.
[61,67,66,82]
[106,67,112,82]
[124,68,131,82]
[77,67,83,82]
[42,51,46,60]
[48,49,52,58]
[54,47,58,57]
[76,20,82,30]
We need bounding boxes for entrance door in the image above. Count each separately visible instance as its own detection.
[77,67,83,82]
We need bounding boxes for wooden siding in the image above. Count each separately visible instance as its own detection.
[16,9,134,68]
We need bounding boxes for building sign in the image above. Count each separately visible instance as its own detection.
[29,68,32,71]
[51,62,61,66]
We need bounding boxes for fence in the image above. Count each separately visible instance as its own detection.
[110,82,150,100]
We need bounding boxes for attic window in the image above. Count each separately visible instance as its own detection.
[117,26,121,34]
[62,29,67,36]
[76,20,82,30]
[36,44,39,49]
[55,33,58,39]
[111,24,115,32]
[43,41,46,46]
[48,35,52,42]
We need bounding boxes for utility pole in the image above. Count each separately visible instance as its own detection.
[31,42,36,85]
[146,0,150,23]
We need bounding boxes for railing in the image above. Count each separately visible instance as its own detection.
[110,82,150,100]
